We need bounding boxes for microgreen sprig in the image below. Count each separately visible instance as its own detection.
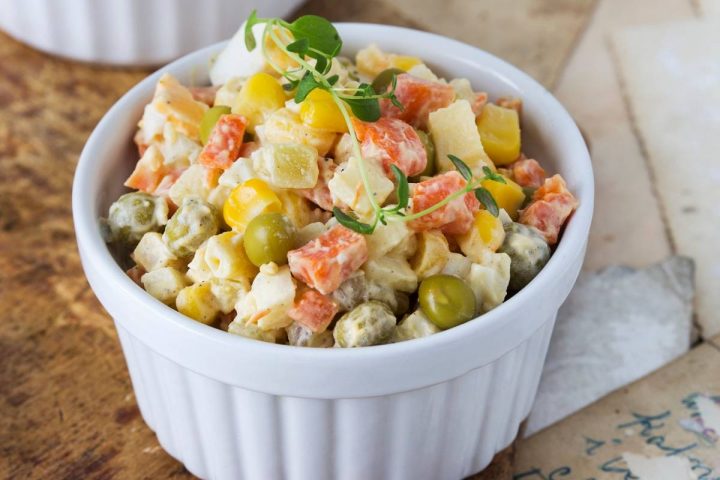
[244,11,501,234]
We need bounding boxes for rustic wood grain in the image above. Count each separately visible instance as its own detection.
[0,26,518,479]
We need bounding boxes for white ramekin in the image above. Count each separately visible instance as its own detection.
[73,24,593,480]
[0,0,303,66]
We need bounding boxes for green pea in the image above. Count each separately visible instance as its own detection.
[413,130,436,179]
[243,213,297,267]
[107,192,168,246]
[371,68,405,94]
[418,274,476,330]
[498,222,550,293]
[333,301,396,347]
[199,105,231,145]
[163,196,219,257]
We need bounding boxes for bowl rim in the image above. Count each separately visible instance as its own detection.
[73,23,593,396]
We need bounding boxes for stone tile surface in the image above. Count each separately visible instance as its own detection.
[613,17,720,338]
[527,257,695,435]
[553,0,696,270]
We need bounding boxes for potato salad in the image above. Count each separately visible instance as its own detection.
[104,13,578,348]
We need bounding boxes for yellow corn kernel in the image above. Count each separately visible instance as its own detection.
[275,190,313,228]
[223,178,282,232]
[176,282,219,325]
[232,72,286,133]
[481,176,526,219]
[392,55,422,71]
[458,210,506,260]
[299,89,348,133]
[476,103,521,166]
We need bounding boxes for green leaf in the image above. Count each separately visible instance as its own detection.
[326,74,339,86]
[371,68,404,94]
[474,187,499,217]
[448,154,472,181]
[333,208,375,234]
[390,164,409,210]
[310,53,328,74]
[294,73,323,103]
[244,10,260,51]
[482,166,506,184]
[289,15,342,58]
[286,38,309,55]
[343,97,381,122]
[283,79,299,91]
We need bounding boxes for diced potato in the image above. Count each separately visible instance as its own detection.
[365,219,412,260]
[299,89,348,133]
[388,232,418,259]
[286,322,334,347]
[441,252,472,278]
[141,267,189,305]
[168,164,220,206]
[139,73,208,143]
[392,309,440,342]
[218,157,258,188]
[186,242,213,283]
[429,100,494,176]
[481,175,526,220]
[256,108,337,156]
[465,251,511,314]
[232,72,286,133]
[410,230,450,280]
[327,156,394,215]
[295,222,326,248]
[242,263,296,331]
[476,103,521,166]
[209,278,249,314]
[363,255,418,293]
[355,43,421,77]
[252,143,319,189]
[176,282,220,324]
[214,77,246,108]
[204,231,258,283]
[457,210,506,261]
[406,63,438,81]
[223,178,283,232]
[228,318,286,343]
[159,122,202,169]
[132,232,184,272]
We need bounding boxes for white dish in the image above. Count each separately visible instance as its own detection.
[0,0,303,66]
[72,23,593,480]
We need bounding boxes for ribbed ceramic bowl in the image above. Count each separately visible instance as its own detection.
[0,0,303,66]
[73,24,593,480]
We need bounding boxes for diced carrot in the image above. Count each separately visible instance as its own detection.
[408,171,480,235]
[198,114,247,170]
[512,158,546,188]
[379,74,455,129]
[519,174,578,245]
[287,288,339,332]
[125,145,164,193]
[287,225,368,294]
[297,157,336,210]
[496,96,522,115]
[352,117,427,177]
[471,91,488,117]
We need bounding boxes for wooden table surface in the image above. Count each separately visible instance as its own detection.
[4,0,711,477]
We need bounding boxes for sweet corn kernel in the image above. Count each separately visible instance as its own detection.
[476,103,521,166]
[299,89,348,133]
[223,178,283,232]
[481,175,526,219]
[232,72,286,133]
[176,282,219,324]
[457,210,506,261]
[392,55,422,71]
